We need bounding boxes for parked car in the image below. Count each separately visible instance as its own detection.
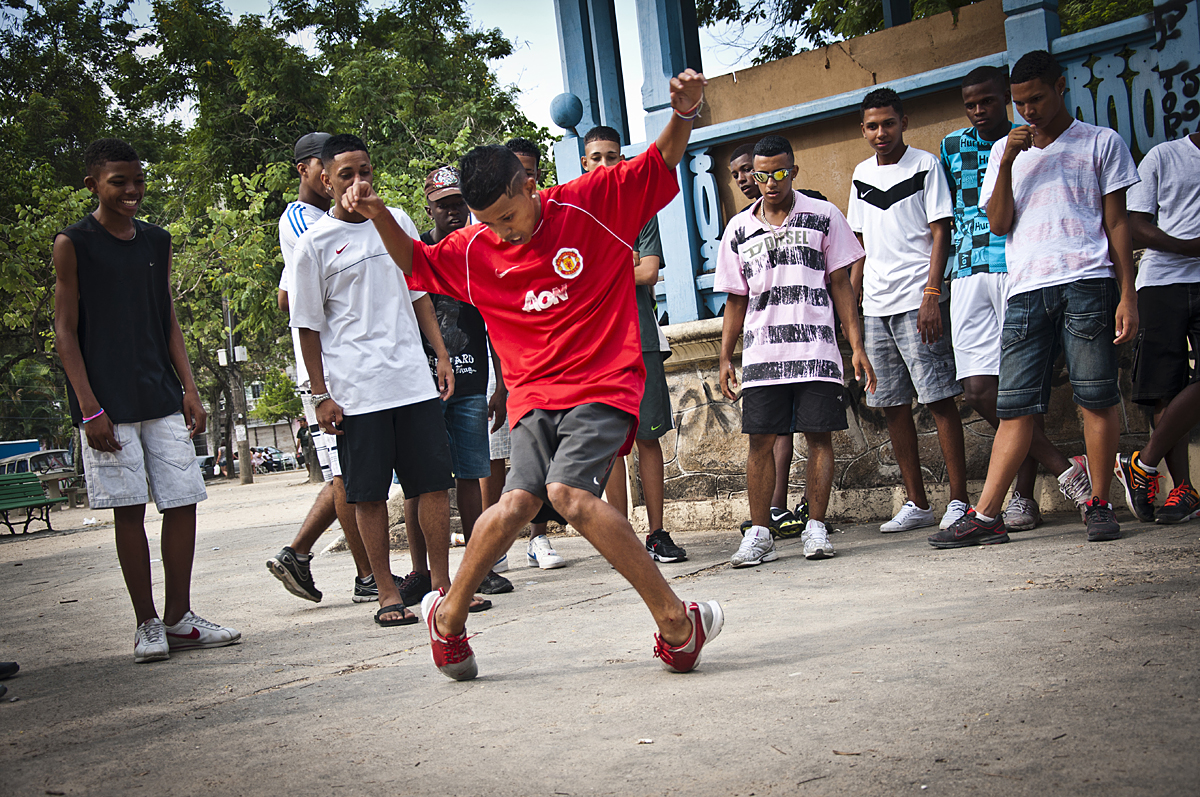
[0,449,73,476]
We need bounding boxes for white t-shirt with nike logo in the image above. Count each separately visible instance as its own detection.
[289,207,435,415]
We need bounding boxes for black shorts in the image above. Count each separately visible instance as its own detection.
[741,381,849,435]
[1132,283,1200,405]
[506,403,634,504]
[636,350,673,440]
[339,399,454,503]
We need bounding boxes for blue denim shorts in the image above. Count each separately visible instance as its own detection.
[997,278,1120,418]
[864,303,962,408]
[443,393,490,480]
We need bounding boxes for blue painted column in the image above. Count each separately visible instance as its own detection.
[1003,0,1061,59]
[882,0,912,28]
[635,0,705,323]
[1003,0,1061,124]
[551,0,630,179]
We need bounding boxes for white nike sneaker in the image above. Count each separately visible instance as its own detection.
[731,527,778,567]
[527,535,566,569]
[164,611,241,651]
[801,520,835,560]
[880,501,937,533]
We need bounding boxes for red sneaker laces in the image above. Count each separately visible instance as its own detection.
[440,632,474,664]
[1163,483,1194,507]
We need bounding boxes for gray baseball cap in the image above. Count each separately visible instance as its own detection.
[293,132,331,163]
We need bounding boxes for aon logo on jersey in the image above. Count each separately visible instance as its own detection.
[523,285,569,312]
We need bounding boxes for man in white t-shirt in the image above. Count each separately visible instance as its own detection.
[267,132,376,607]
[718,135,875,566]
[1114,132,1200,525]
[848,87,970,535]
[933,50,1140,548]
[290,134,456,627]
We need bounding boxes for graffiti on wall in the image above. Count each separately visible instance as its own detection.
[1153,0,1200,139]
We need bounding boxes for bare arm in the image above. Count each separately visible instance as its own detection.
[917,218,951,344]
[298,328,343,435]
[828,267,876,394]
[340,192,415,276]
[1129,211,1200,257]
[653,69,708,170]
[986,126,1032,236]
[164,246,207,438]
[634,253,661,287]
[487,338,507,433]
[53,235,121,453]
[412,294,454,400]
[277,288,289,313]
[1102,189,1138,345]
[719,293,749,401]
[850,238,865,305]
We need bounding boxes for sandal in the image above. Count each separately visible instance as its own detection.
[374,603,417,626]
[468,596,492,613]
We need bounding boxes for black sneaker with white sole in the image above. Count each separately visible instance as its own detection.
[646,529,687,562]
[397,570,433,607]
[266,547,322,603]
[352,573,408,603]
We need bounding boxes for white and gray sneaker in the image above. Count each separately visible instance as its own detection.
[1058,455,1091,522]
[731,526,778,567]
[164,611,241,651]
[1004,491,1042,531]
[527,535,566,569]
[880,501,937,533]
[134,617,169,663]
[939,499,970,530]
[801,520,835,560]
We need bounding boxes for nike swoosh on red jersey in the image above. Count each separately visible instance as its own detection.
[336,244,348,254]
[168,628,202,640]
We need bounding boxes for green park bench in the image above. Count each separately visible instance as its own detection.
[0,472,68,534]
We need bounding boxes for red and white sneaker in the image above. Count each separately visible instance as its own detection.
[419,589,478,681]
[164,611,241,651]
[654,600,724,673]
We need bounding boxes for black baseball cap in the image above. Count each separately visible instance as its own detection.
[293,132,331,163]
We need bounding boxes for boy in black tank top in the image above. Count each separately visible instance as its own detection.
[53,139,241,664]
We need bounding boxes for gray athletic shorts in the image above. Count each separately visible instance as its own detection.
[505,403,635,503]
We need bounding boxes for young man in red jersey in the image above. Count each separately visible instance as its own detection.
[344,69,720,681]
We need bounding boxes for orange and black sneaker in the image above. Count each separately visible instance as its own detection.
[1157,483,1200,525]
[1114,451,1159,523]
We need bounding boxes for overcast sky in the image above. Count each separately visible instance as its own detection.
[205,0,768,144]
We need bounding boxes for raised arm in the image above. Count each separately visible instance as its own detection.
[341,189,414,276]
[986,126,1033,236]
[654,69,708,170]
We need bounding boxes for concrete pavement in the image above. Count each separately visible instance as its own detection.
[1,473,1198,795]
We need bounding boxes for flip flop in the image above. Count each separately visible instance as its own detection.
[468,597,492,613]
[374,603,418,626]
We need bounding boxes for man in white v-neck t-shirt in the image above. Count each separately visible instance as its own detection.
[290,134,455,627]
[935,50,1139,548]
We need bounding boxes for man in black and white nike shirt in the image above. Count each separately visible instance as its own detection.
[847,87,971,536]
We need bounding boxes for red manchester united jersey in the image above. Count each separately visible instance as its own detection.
[409,144,679,432]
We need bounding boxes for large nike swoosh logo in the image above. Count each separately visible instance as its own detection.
[853,170,929,211]
[498,265,519,277]
[651,423,663,431]
[167,628,201,640]
[336,244,348,254]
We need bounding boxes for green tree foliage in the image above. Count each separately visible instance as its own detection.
[0,0,552,445]
[250,368,303,424]
[0,359,73,447]
[698,0,1153,64]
